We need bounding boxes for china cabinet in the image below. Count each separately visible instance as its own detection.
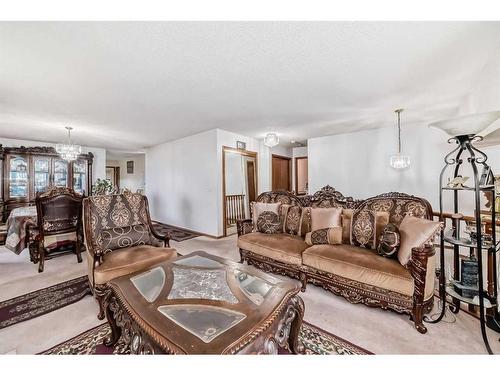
[0,145,93,221]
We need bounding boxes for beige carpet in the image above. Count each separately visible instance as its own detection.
[1,235,499,354]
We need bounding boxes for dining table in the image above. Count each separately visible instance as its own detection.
[5,206,38,255]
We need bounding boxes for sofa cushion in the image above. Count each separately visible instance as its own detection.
[100,223,152,251]
[341,209,353,244]
[377,223,400,258]
[94,245,177,285]
[305,227,342,246]
[251,202,281,230]
[302,244,414,296]
[281,204,303,235]
[44,231,77,252]
[350,209,389,249]
[238,232,310,266]
[397,215,442,267]
[310,207,342,231]
[256,211,282,234]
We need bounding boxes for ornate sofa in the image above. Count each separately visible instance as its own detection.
[82,191,177,319]
[237,186,437,334]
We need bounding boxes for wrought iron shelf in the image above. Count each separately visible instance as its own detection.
[443,230,495,250]
[442,185,495,191]
[445,287,495,309]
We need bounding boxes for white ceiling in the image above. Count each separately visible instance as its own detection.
[0,21,499,151]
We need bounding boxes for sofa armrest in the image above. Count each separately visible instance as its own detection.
[237,219,253,236]
[149,225,171,248]
[409,244,435,300]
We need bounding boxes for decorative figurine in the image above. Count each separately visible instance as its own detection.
[447,175,469,188]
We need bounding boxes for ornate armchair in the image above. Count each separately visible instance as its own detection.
[33,187,84,273]
[82,191,177,319]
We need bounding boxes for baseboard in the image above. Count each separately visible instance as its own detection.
[152,221,223,240]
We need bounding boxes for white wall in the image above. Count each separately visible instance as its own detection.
[146,129,219,236]
[309,126,500,215]
[0,136,106,182]
[107,154,145,192]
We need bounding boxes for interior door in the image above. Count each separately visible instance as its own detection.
[246,160,256,204]
[272,154,291,191]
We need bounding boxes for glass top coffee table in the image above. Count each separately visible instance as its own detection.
[103,251,304,354]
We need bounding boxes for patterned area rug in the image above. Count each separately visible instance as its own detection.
[41,321,371,355]
[152,222,200,242]
[0,276,91,329]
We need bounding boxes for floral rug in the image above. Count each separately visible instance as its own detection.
[41,321,371,355]
[0,276,91,329]
[151,222,200,242]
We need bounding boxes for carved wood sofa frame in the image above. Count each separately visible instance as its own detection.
[237,186,436,334]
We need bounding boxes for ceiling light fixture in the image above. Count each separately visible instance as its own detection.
[56,126,82,162]
[264,133,279,148]
[390,109,411,170]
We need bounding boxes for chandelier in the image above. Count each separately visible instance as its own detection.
[389,109,411,170]
[264,133,279,148]
[56,126,81,161]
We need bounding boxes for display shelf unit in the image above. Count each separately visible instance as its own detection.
[427,134,500,354]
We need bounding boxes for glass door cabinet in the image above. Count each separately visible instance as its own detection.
[0,146,93,221]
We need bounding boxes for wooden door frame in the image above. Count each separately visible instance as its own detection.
[271,154,292,192]
[106,166,120,190]
[294,156,308,195]
[222,146,258,237]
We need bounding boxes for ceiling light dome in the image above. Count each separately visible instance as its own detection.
[264,133,279,148]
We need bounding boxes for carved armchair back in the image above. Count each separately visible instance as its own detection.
[354,192,433,225]
[82,191,158,258]
[36,187,83,238]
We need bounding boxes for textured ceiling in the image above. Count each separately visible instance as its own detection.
[0,21,499,151]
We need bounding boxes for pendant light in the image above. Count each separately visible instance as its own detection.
[390,109,411,170]
[56,126,82,161]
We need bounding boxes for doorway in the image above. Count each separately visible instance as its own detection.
[294,156,308,195]
[272,154,291,191]
[105,166,120,191]
[222,147,258,237]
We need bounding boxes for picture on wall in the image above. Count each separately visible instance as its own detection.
[127,161,134,174]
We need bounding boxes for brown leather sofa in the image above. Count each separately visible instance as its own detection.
[237,186,437,334]
[82,191,177,319]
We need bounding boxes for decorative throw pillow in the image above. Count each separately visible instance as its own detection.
[377,223,400,258]
[397,215,442,267]
[305,227,343,246]
[310,207,343,232]
[256,211,283,234]
[251,202,281,231]
[281,204,303,235]
[341,209,353,244]
[350,209,390,249]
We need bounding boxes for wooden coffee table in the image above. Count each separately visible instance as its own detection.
[102,251,304,354]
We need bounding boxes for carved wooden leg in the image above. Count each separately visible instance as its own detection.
[412,302,427,334]
[288,296,305,354]
[38,244,45,273]
[94,285,107,320]
[103,294,121,347]
[299,272,307,292]
[75,241,82,263]
[239,248,244,264]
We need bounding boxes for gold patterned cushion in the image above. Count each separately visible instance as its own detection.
[377,223,400,258]
[100,223,152,251]
[397,216,442,267]
[350,209,389,249]
[281,204,304,236]
[341,209,353,244]
[251,202,281,231]
[305,227,342,246]
[256,211,282,234]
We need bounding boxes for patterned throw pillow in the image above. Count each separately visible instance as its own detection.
[377,223,400,258]
[281,204,303,236]
[251,202,281,231]
[350,209,389,249]
[305,227,343,246]
[256,211,283,234]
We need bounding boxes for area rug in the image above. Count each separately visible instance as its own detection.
[0,276,91,329]
[152,222,200,242]
[41,321,371,355]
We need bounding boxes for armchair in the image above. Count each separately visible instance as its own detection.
[82,191,176,319]
[34,187,84,273]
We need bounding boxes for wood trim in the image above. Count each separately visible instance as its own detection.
[294,156,307,195]
[222,146,258,237]
[106,166,120,189]
[271,154,292,192]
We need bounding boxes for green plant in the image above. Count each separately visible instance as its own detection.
[92,178,114,195]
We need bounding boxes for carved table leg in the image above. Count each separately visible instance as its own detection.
[103,294,122,347]
[76,241,83,263]
[38,244,45,273]
[288,296,305,354]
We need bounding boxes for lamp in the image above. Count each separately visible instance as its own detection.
[429,111,500,139]
[264,133,279,148]
[390,109,411,170]
[56,126,81,162]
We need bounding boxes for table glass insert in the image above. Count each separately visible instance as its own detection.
[131,267,166,303]
[157,305,246,343]
[173,255,223,269]
[234,270,274,305]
